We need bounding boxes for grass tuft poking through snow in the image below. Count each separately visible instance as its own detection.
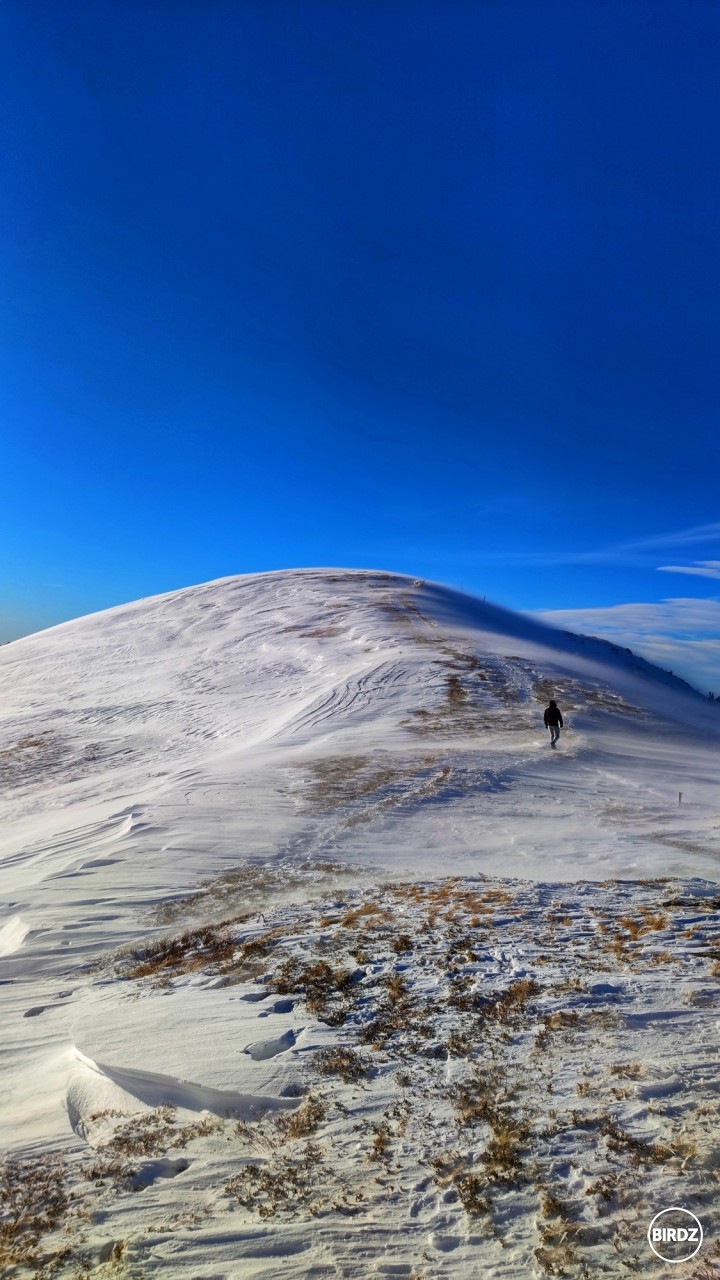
[0,1157,69,1273]
[8,872,720,1278]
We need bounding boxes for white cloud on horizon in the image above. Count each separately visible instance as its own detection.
[658,561,720,580]
[536,597,720,695]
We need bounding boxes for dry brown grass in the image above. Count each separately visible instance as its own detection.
[608,1061,644,1080]
[453,1067,515,1128]
[120,917,256,980]
[87,872,720,1270]
[616,910,668,941]
[534,1232,581,1275]
[474,887,515,910]
[689,1262,720,1280]
[358,1005,408,1049]
[454,1171,493,1220]
[385,881,515,939]
[101,1106,177,1157]
[271,957,354,1022]
[100,1107,220,1159]
[85,1108,221,1190]
[445,1030,473,1056]
[535,1189,584,1273]
[300,755,401,809]
[479,977,542,1026]
[369,1119,392,1162]
[585,1173,618,1203]
[429,1152,492,1221]
[315,1046,370,1083]
[533,674,645,719]
[533,1009,580,1052]
[0,1155,69,1270]
[481,1118,532,1182]
[400,644,538,738]
[0,731,71,795]
[390,932,414,953]
[276,1095,325,1140]
[225,1143,325,1218]
[297,753,455,831]
[598,1116,674,1166]
[341,900,392,927]
[382,972,409,1005]
[640,908,669,930]
[540,1190,575,1221]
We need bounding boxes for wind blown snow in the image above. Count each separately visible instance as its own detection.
[1,569,719,1278]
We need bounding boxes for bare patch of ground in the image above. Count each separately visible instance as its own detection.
[532,675,648,719]
[153,857,368,927]
[296,753,453,822]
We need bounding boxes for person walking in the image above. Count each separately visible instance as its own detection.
[544,699,563,748]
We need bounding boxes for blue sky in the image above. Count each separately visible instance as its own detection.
[2,2,719,689]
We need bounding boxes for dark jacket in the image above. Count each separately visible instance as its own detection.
[544,702,563,728]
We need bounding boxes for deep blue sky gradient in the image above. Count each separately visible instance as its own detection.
[2,1,720,646]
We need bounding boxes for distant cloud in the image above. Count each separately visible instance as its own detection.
[632,524,720,551]
[536,597,720,695]
[658,561,720,580]
[480,522,720,569]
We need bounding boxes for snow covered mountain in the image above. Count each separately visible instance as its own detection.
[2,570,719,1278]
[1,568,717,901]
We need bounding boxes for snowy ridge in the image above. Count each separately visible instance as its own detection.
[1,569,719,1277]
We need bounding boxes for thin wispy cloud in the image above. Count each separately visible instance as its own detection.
[630,524,720,551]
[658,561,720,580]
[478,523,720,569]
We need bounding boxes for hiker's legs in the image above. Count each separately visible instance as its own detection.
[550,726,560,746]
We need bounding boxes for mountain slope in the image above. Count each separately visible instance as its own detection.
[2,570,720,1279]
[0,568,709,777]
[0,569,717,900]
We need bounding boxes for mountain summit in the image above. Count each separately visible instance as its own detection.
[0,569,716,896]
